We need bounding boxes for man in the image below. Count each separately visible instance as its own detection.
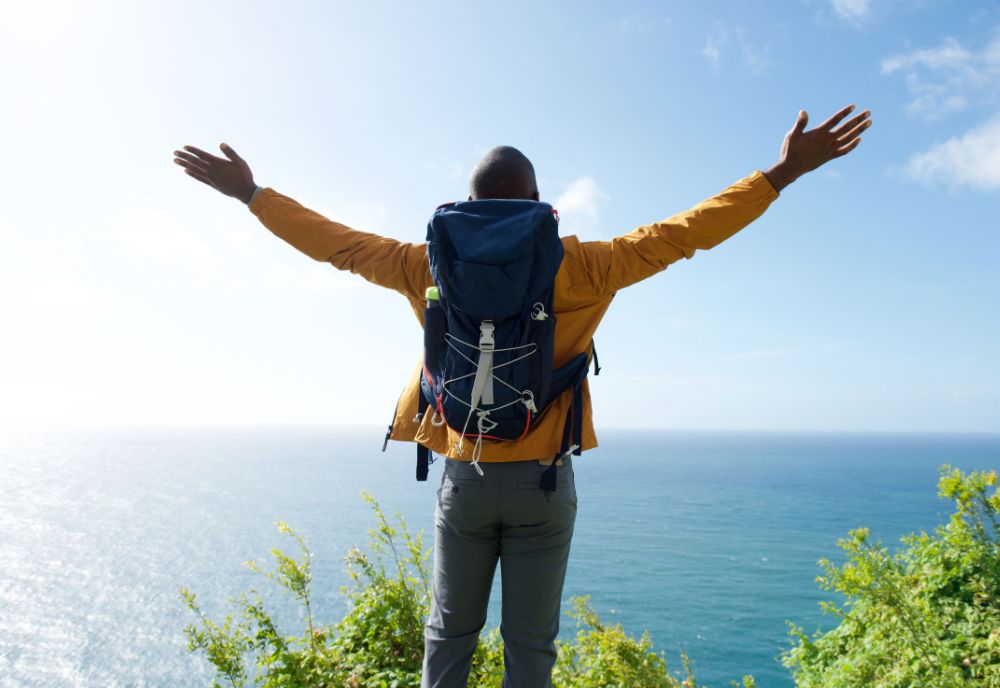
[173,104,871,687]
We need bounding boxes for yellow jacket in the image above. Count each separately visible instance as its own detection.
[249,170,778,462]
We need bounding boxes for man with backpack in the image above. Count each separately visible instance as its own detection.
[173,103,871,688]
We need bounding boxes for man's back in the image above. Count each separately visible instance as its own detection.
[247,170,778,461]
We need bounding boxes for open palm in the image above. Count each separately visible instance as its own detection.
[765,105,872,191]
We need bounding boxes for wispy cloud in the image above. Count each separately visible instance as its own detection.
[904,116,1000,190]
[553,176,608,235]
[702,36,722,69]
[829,0,871,24]
[701,27,771,75]
[881,32,1000,119]
[882,37,974,72]
[612,11,671,34]
[883,29,1000,191]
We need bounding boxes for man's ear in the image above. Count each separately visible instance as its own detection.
[468,195,473,201]
[531,190,540,202]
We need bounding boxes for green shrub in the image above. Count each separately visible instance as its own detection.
[181,492,715,687]
[183,466,999,687]
[783,465,1000,687]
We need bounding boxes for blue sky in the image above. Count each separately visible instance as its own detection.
[1,0,998,432]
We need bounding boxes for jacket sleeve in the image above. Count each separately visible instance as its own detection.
[572,170,779,297]
[249,187,431,301]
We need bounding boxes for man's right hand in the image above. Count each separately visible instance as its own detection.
[173,143,257,204]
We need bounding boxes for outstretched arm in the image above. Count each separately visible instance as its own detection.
[172,143,430,302]
[572,105,871,297]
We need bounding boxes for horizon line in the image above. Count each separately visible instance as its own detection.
[3,422,999,437]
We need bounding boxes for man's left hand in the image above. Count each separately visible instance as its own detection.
[764,105,871,192]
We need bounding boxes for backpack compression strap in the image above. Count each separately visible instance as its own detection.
[539,382,584,493]
[416,393,431,481]
[539,341,601,492]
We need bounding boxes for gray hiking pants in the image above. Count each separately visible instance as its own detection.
[421,457,577,688]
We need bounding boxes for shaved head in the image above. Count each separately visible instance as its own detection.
[468,146,539,201]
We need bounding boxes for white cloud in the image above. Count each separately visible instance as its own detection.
[881,37,973,73]
[613,11,671,34]
[702,37,722,68]
[881,32,1000,119]
[830,0,870,22]
[701,27,771,75]
[884,30,1000,191]
[553,177,608,235]
[740,40,771,75]
[905,117,1000,190]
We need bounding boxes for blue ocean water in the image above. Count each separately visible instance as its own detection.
[0,427,996,687]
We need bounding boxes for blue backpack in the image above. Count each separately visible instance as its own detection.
[414,199,597,491]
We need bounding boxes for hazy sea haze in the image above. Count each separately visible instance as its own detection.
[1,427,997,687]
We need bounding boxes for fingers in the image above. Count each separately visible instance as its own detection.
[182,145,225,165]
[833,137,863,158]
[836,116,872,145]
[173,157,212,181]
[819,104,856,131]
[792,110,809,135]
[833,110,871,136]
[173,148,216,186]
[220,143,243,163]
[184,168,214,187]
[173,150,211,174]
[832,110,870,134]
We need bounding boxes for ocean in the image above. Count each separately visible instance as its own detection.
[1,427,997,687]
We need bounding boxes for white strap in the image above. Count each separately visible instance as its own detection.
[469,321,495,408]
[537,444,579,467]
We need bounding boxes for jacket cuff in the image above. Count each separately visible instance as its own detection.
[752,169,781,199]
[246,185,263,208]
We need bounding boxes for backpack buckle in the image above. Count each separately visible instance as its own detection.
[478,320,495,351]
[559,444,580,463]
[477,321,496,405]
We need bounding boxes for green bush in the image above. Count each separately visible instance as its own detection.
[181,492,715,687]
[182,466,999,687]
[783,465,1000,687]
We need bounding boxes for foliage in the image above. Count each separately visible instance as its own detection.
[182,492,726,687]
[783,465,1000,687]
[553,596,685,688]
[183,466,999,687]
